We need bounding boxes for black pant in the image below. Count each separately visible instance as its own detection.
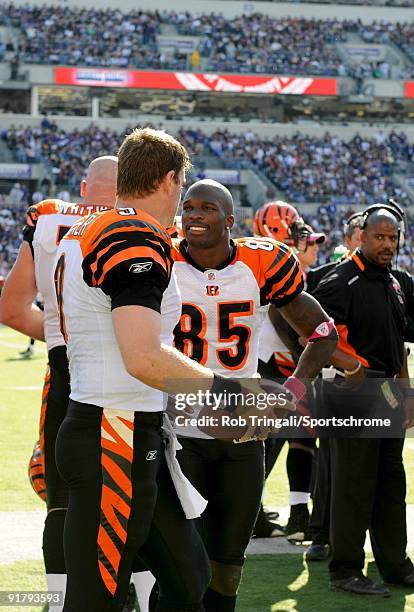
[177,437,264,565]
[309,438,331,545]
[39,346,70,576]
[329,436,413,582]
[56,401,210,611]
[42,345,70,511]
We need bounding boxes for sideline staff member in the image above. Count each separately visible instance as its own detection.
[313,205,414,597]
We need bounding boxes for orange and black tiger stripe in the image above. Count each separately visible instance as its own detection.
[25,200,61,227]
[28,441,46,502]
[273,351,296,378]
[98,410,134,596]
[80,209,173,291]
[38,366,51,476]
[253,203,273,238]
[261,244,304,305]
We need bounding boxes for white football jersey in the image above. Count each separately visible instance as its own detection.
[172,237,303,437]
[258,312,290,363]
[24,200,107,351]
[55,208,180,412]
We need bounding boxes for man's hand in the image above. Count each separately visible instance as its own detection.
[403,396,414,430]
[197,378,296,442]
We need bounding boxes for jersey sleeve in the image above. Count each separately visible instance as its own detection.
[260,243,304,307]
[22,200,59,256]
[81,217,172,313]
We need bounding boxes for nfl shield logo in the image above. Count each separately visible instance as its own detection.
[208,272,215,281]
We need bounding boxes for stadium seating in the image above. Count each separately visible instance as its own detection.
[0,4,413,77]
[1,121,413,276]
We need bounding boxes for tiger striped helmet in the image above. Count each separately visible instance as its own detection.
[253,201,301,245]
[28,441,46,502]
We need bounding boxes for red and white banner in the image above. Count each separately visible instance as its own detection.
[405,82,414,98]
[54,67,337,96]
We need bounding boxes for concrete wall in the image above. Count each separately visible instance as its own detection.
[7,0,414,24]
[1,113,413,141]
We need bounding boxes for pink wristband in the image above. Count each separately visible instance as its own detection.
[283,376,306,403]
[308,318,335,342]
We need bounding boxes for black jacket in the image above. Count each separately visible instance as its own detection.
[313,250,410,376]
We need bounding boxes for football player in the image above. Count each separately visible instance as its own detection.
[0,156,118,610]
[255,203,326,541]
[171,180,337,612]
[54,129,213,612]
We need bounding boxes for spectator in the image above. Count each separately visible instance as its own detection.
[8,183,24,208]
[0,4,413,77]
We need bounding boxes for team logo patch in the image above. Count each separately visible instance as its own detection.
[315,322,329,337]
[146,450,158,461]
[129,261,153,274]
[206,285,220,296]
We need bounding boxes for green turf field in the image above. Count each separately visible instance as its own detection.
[0,327,413,611]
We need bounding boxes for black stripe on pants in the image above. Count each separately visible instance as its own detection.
[56,400,210,612]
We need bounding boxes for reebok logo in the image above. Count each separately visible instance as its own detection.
[146,450,158,461]
[129,261,153,274]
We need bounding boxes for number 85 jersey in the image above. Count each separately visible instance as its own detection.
[172,237,304,378]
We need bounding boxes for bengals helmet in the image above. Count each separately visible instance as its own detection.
[28,441,46,502]
[253,201,301,245]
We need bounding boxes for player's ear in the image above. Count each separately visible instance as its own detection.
[80,180,86,198]
[226,215,235,230]
[163,170,176,195]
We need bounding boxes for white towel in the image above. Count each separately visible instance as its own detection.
[162,414,208,519]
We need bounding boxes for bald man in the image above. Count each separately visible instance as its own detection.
[313,205,414,597]
[0,156,118,611]
[171,179,336,612]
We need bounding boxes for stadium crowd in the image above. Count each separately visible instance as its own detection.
[204,128,414,205]
[3,123,414,208]
[1,187,414,279]
[0,5,185,71]
[1,4,414,77]
[174,14,346,76]
[1,121,414,276]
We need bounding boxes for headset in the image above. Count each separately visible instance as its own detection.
[388,198,407,240]
[359,202,405,252]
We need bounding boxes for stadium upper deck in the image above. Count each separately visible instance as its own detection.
[1,3,413,78]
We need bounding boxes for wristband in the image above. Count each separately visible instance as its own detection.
[344,361,362,376]
[402,387,414,398]
[283,376,306,403]
[210,374,242,412]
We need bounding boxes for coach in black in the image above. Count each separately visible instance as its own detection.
[313,204,414,597]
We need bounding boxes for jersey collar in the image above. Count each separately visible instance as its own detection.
[179,239,237,272]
